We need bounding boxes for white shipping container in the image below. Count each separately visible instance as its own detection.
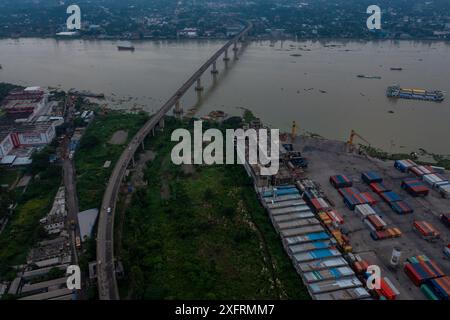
[355,204,376,219]
[423,174,444,187]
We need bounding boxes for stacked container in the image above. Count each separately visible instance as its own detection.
[410,165,434,177]
[404,255,445,287]
[355,204,376,220]
[340,187,377,210]
[329,175,353,189]
[366,214,387,231]
[369,182,391,194]
[413,221,440,241]
[427,276,450,300]
[401,178,430,197]
[361,171,383,184]
[390,201,414,214]
[310,198,331,213]
[394,159,417,172]
[423,173,448,190]
[380,191,402,204]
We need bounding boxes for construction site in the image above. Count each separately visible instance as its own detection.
[243,121,450,300]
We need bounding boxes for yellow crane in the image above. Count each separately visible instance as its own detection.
[347,129,371,152]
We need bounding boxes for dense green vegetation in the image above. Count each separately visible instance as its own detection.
[75,111,149,211]
[118,117,309,300]
[0,148,61,279]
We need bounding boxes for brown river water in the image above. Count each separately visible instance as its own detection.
[0,38,449,154]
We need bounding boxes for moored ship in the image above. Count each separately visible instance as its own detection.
[387,85,444,102]
[117,41,135,51]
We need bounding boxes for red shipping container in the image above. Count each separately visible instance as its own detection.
[404,263,421,286]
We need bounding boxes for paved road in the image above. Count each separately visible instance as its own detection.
[62,95,81,265]
[96,22,253,300]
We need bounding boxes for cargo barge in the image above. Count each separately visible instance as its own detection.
[387,85,444,102]
[117,41,135,51]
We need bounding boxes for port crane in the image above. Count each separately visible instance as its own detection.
[347,129,371,153]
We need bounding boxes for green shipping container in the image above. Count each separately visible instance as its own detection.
[420,284,439,300]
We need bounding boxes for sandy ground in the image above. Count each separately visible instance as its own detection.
[109,130,128,145]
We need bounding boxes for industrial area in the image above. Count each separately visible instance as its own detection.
[242,120,450,300]
[0,85,99,300]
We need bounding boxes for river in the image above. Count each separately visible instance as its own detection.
[0,38,449,154]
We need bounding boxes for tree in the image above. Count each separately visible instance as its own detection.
[79,135,100,150]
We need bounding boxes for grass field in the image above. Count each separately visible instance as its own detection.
[118,118,309,300]
[75,111,149,211]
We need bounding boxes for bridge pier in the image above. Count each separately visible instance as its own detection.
[131,155,135,168]
[211,61,218,74]
[195,78,204,91]
[158,117,165,131]
[141,141,145,151]
[174,100,183,118]
[223,49,230,61]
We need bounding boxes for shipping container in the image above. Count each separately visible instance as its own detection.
[294,248,342,263]
[380,191,402,203]
[272,211,315,223]
[267,199,306,209]
[401,178,430,197]
[297,257,348,273]
[303,266,355,283]
[309,277,363,294]
[410,165,434,177]
[276,218,320,230]
[329,175,353,189]
[270,204,311,215]
[390,200,414,214]
[264,194,302,203]
[355,204,376,219]
[394,159,417,172]
[369,182,391,194]
[413,221,440,240]
[361,171,383,184]
[280,224,325,237]
[423,173,447,188]
[326,209,344,225]
[284,232,330,246]
[313,287,370,300]
[289,240,334,254]
[421,284,440,300]
[366,214,387,231]
[428,276,450,300]
[310,198,331,213]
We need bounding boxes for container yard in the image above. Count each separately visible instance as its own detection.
[289,136,450,300]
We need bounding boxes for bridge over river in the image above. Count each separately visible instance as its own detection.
[96,22,253,300]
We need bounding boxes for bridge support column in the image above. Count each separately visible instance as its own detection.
[158,117,165,131]
[174,100,183,118]
[141,141,145,151]
[195,78,204,91]
[233,41,238,52]
[211,61,218,74]
[223,49,230,61]
[131,155,135,168]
